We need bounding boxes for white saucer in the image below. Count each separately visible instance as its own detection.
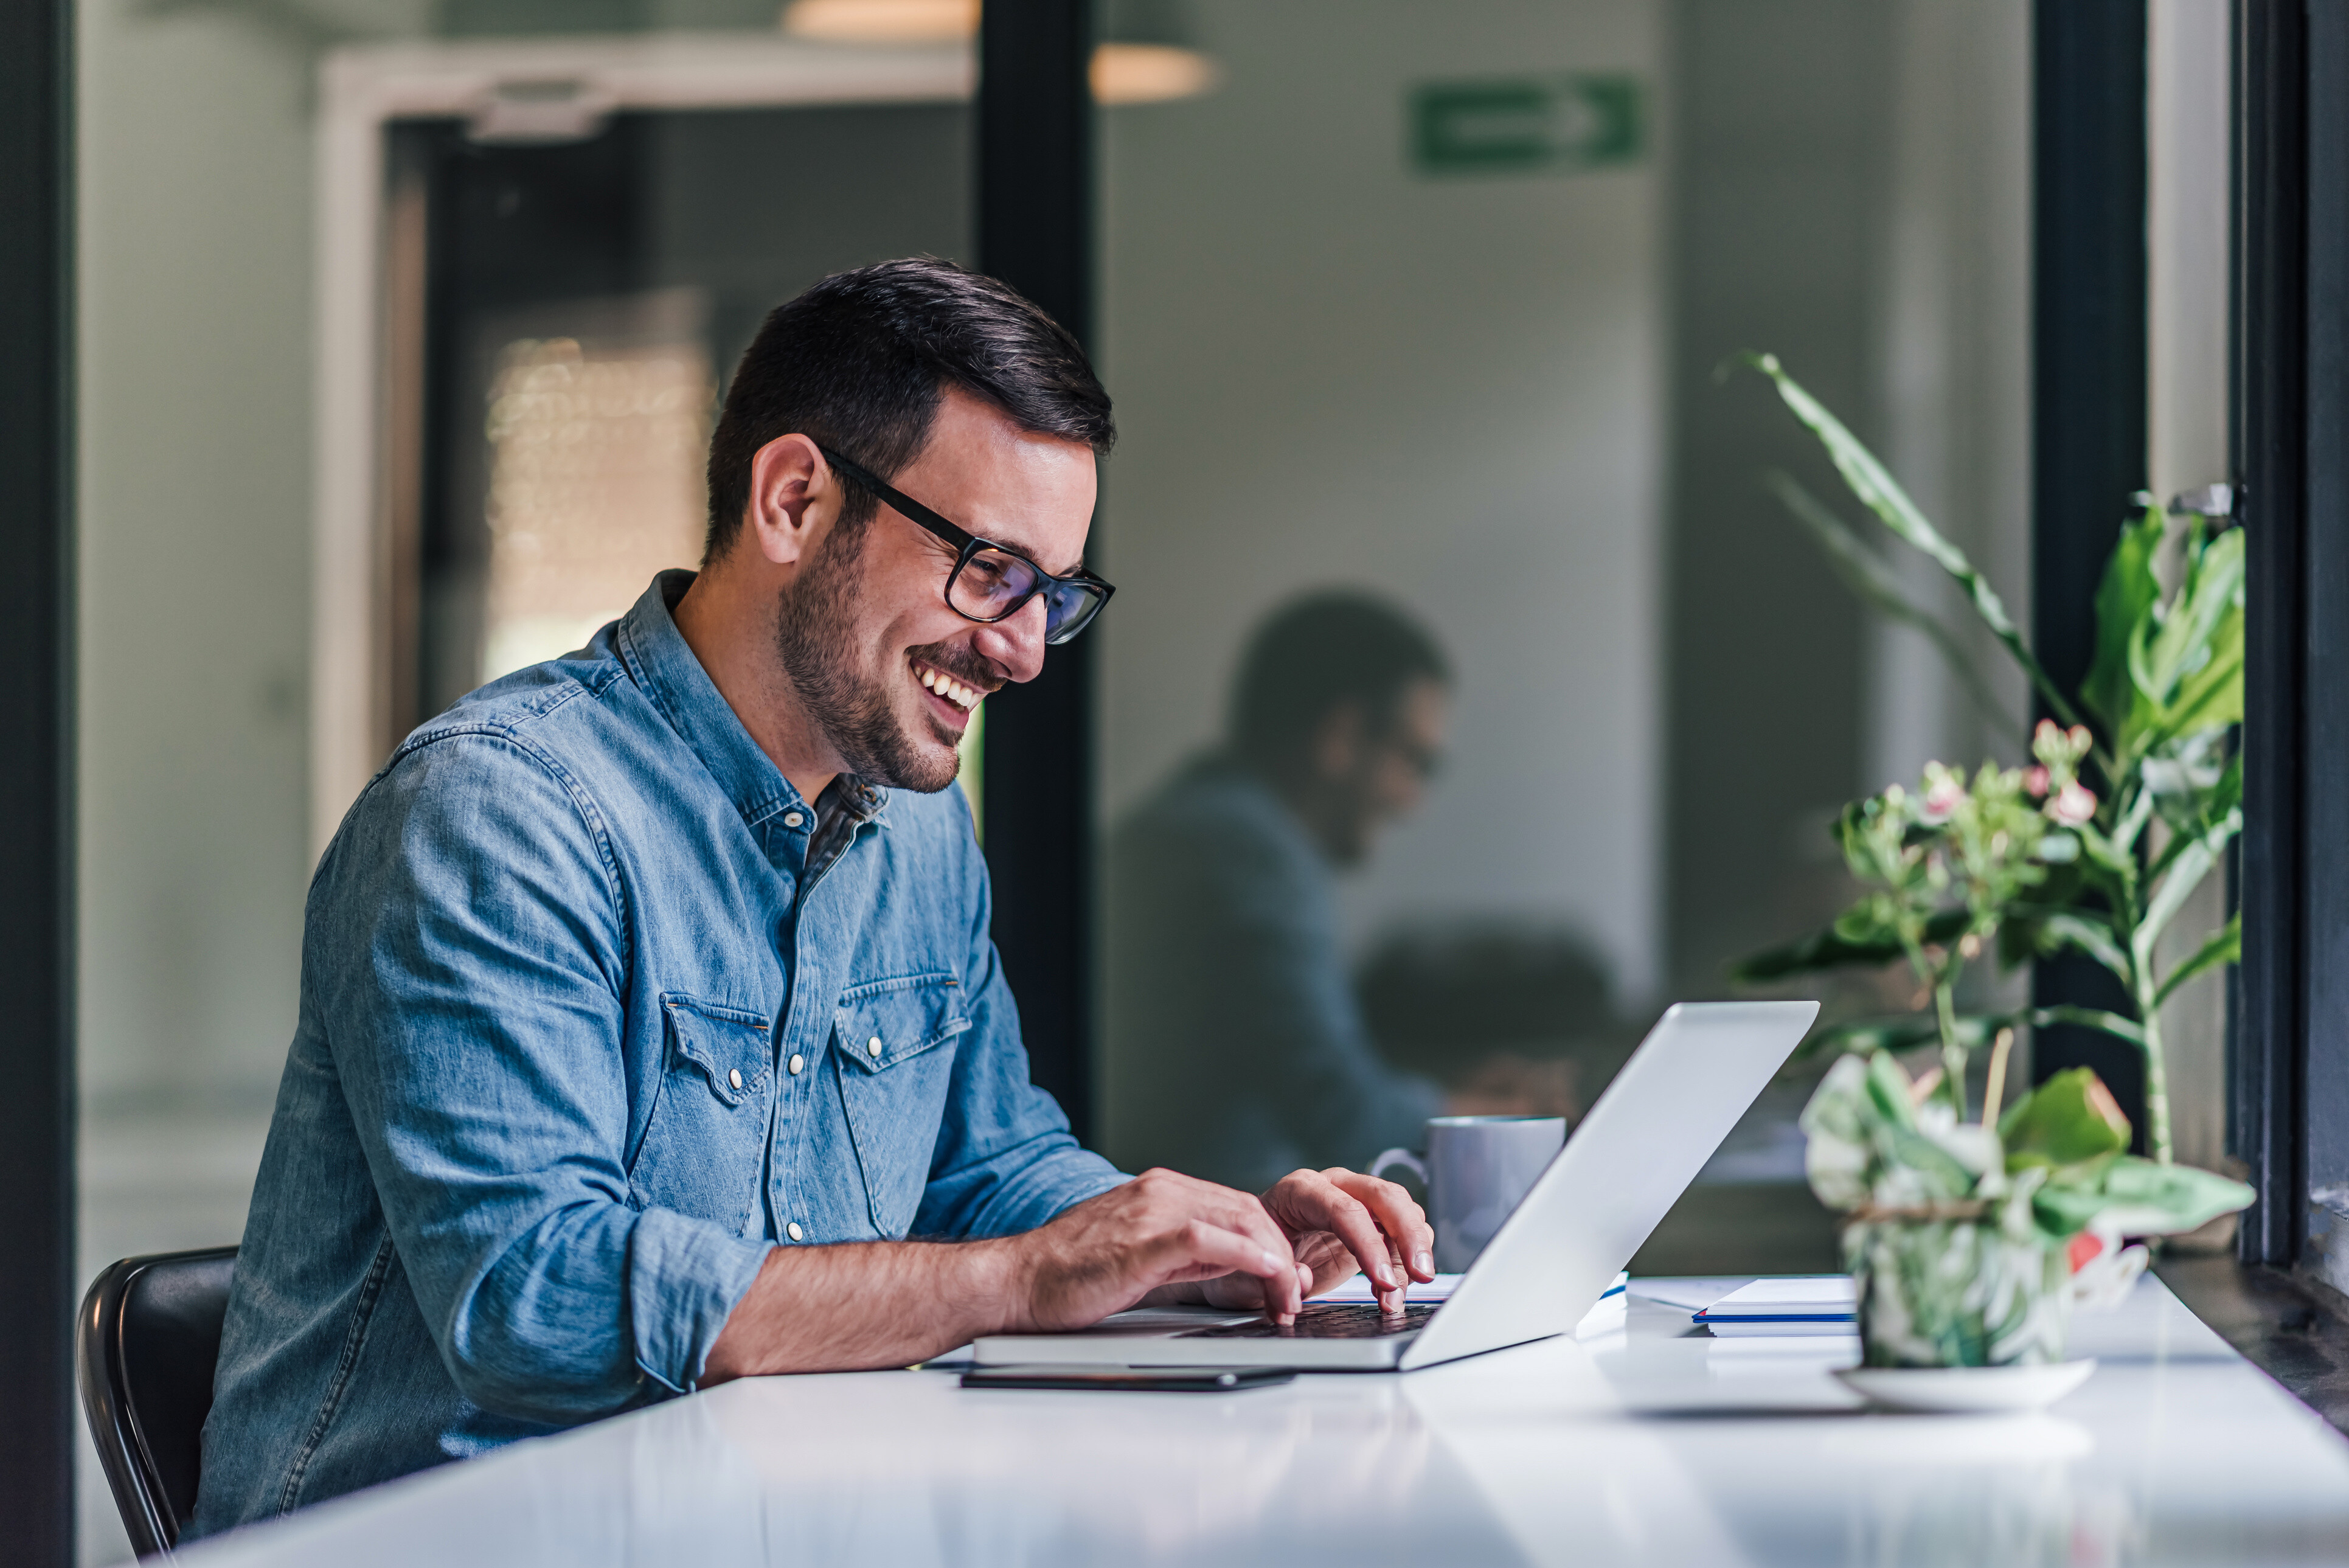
[1833,1359,2096,1413]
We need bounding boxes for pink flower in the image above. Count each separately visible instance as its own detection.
[2034,718,2063,750]
[1919,774,1966,825]
[2047,780,2097,827]
[2025,765,2052,797]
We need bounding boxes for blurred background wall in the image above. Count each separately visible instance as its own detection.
[1095,0,1666,1003]
[76,0,341,1306]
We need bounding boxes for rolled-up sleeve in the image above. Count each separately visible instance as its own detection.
[909,791,1126,1240]
[321,733,769,1421]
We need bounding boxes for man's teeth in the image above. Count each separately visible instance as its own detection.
[917,665,980,710]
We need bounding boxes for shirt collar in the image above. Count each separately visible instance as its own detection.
[616,569,889,832]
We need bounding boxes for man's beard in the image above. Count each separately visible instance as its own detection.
[772,525,974,795]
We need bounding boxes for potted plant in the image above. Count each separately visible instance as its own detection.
[1803,1042,2250,1382]
[1732,354,2243,1172]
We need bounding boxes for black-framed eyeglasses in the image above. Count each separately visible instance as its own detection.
[817,445,1115,646]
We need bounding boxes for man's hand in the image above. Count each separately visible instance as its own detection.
[703,1165,1436,1382]
[1015,1165,1432,1329]
[1193,1168,1434,1317]
[1013,1168,1324,1330]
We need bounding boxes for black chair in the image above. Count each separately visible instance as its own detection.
[77,1246,238,1558]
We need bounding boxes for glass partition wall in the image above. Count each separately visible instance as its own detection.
[1091,0,2033,1271]
[71,0,2241,1559]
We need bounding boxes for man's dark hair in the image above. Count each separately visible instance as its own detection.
[703,257,1116,561]
[1229,592,1451,768]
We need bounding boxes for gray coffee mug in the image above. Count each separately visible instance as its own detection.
[1372,1115,1567,1272]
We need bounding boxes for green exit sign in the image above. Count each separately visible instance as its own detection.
[1410,74,1644,177]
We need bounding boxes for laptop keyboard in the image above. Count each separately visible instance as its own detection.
[1178,1303,1438,1340]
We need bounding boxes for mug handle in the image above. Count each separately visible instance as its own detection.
[1369,1148,1428,1187]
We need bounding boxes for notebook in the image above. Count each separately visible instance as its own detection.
[1691,1275,1856,1337]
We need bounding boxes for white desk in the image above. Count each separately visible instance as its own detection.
[179,1278,2349,1567]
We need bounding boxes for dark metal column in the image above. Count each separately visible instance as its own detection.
[2029,0,2151,1130]
[2297,0,2349,1275]
[0,0,77,1558]
[976,0,1099,1139]
[2236,0,2315,1266]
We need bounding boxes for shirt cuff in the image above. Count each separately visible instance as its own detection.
[627,1206,773,1394]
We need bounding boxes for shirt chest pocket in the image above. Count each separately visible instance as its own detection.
[628,995,775,1234]
[834,974,971,1238]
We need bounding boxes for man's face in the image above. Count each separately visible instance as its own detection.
[1312,676,1450,866]
[774,390,1097,793]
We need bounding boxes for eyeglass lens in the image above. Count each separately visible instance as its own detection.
[951,547,1108,644]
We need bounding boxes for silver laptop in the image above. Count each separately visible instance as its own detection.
[973,1000,1817,1372]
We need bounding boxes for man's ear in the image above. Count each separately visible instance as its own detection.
[1311,699,1365,783]
[741,434,830,569]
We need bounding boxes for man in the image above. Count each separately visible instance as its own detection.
[1104,594,1571,1192]
[192,260,1429,1536]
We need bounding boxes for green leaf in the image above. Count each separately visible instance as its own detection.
[2000,1067,2131,1170]
[1862,1050,1923,1131]
[2030,1177,2120,1240]
[2033,912,2134,986]
[2086,504,2164,736]
[2209,748,2245,819]
[2136,813,2240,964]
[2153,911,2242,1010]
[1882,1120,1984,1200]
[2143,605,2244,750]
[2138,527,2246,705]
[1738,353,2084,730]
[1764,472,2027,744]
[1791,1011,2011,1062]
[2147,753,2241,862]
[1732,907,1973,984]
[2085,1156,2256,1237]
[2030,1003,2148,1047]
[2069,820,2139,884]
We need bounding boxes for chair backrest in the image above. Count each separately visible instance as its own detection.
[77,1246,238,1558]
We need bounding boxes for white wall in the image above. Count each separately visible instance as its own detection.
[1096,0,1665,1002]
[77,2,322,1120]
[2148,0,2233,1174]
[1864,0,2032,796]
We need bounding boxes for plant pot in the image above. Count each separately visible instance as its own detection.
[1846,1215,2070,1369]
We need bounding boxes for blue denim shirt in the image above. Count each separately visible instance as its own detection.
[190,572,1123,1538]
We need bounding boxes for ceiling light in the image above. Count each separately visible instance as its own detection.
[779,0,1218,104]
[780,0,977,44]
[1090,41,1219,105]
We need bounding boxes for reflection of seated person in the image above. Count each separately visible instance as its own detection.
[1105,594,1572,1193]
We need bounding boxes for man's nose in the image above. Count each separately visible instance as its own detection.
[972,594,1050,684]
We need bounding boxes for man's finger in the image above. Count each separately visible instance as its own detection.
[1156,1219,1300,1322]
[1322,1167,1436,1282]
[1285,1176,1404,1298]
[1128,1170,1305,1315]
[1205,1193,1306,1319]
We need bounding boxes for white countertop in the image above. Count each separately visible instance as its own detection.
[179,1277,2349,1567]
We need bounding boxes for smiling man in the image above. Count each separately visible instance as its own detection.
[190,260,1431,1538]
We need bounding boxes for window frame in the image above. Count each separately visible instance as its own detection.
[2236,0,2349,1275]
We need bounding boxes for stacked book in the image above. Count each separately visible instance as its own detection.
[1691,1276,1856,1337]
